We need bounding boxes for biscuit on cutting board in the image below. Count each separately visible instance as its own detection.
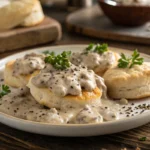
[0,0,36,31]
[20,0,45,27]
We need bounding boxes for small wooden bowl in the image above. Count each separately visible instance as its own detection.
[98,0,150,26]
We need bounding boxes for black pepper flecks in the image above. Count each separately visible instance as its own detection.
[119,102,150,118]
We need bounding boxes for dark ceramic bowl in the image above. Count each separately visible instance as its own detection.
[98,0,150,26]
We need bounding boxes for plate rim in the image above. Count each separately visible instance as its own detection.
[2,44,150,60]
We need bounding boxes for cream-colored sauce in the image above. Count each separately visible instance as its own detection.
[13,53,45,76]
[0,87,64,124]
[99,99,120,121]
[70,51,116,74]
[0,72,119,124]
[0,90,119,124]
[32,64,106,97]
[0,48,122,125]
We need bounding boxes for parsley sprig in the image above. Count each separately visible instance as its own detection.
[118,50,144,68]
[85,43,108,54]
[0,84,11,98]
[44,51,71,70]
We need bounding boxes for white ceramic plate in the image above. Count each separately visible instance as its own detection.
[0,45,150,137]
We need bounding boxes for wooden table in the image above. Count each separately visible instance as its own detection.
[0,6,149,150]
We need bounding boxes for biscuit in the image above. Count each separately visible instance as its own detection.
[27,78,102,110]
[96,52,120,76]
[4,60,39,88]
[71,51,120,77]
[20,0,45,27]
[0,0,36,31]
[103,62,150,99]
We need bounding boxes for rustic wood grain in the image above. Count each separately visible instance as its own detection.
[0,6,149,150]
[0,122,149,150]
[0,17,62,53]
[107,124,150,149]
[66,5,150,45]
[0,132,47,150]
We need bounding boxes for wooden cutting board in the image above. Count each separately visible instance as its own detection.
[0,16,62,53]
[66,5,150,45]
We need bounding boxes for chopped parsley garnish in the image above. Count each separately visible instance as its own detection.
[85,43,108,54]
[118,53,130,68]
[0,84,11,98]
[44,51,71,70]
[86,43,95,51]
[139,137,147,141]
[118,50,144,68]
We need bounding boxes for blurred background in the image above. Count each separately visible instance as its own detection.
[0,0,150,53]
[39,0,150,46]
[40,0,95,8]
